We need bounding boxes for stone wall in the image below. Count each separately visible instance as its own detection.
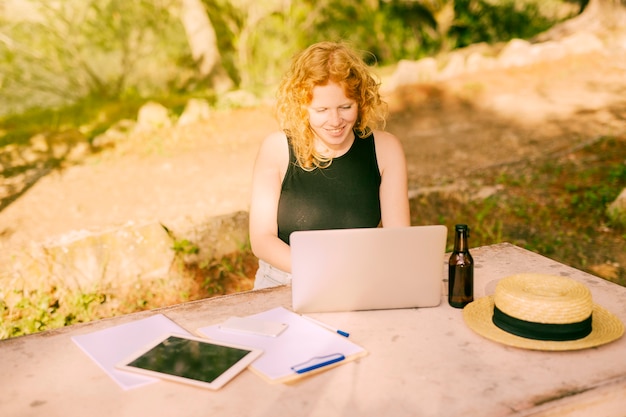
[2,211,250,295]
[384,32,608,91]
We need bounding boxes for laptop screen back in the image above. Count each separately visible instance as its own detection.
[291,225,448,313]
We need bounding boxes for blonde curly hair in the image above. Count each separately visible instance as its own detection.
[275,41,387,170]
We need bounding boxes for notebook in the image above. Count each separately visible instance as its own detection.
[290,225,448,313]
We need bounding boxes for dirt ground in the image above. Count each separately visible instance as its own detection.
[0,46,625,256]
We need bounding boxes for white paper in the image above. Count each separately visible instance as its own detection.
[72,314,191,390]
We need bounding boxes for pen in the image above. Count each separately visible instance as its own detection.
[302,315,350,337]
[291,353,346,374]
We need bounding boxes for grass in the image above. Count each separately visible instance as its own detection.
[0,249,257,340]
[1,135,624,339]
[410,135,626,287]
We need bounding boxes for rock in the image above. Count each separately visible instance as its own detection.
[29,133,49,153]
[135,101,172,132]
[167,210,250,265]
[92,119,136,149]
[177,98,211,126]
[20,147,41,164]
[388,58,438,90]
[51,130,89,160]
[3,211,250,294]
[65,141,91,162]
[26,222,175,292]
[607,188,626,227]
[465,52,497,73]
[561,32,604,55]
[529,40,567,62]
[498,38,533,68]
[439,53,466,79]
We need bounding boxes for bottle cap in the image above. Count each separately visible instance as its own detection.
[455,224,470,237]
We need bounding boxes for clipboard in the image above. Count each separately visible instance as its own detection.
[198,307,367,384]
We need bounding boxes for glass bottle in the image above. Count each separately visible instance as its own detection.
[448,224,474,308]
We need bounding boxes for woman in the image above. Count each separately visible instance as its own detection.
[249,41,410,289]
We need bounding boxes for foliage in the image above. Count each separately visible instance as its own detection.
[197,249,256,296]
[0,286,108,339]
[161,224,200,256]
[449,0,560,49]
[411,135,626,287]
[238,0,575,91]
[0,0,190,115]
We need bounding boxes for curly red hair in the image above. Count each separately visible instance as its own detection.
[275,41,387,169]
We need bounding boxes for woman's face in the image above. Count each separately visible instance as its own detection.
[307,81,358,156]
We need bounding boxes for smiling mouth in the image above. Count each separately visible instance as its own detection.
[325,126,344,135]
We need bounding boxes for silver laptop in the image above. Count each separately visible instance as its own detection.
[290,225,448,313]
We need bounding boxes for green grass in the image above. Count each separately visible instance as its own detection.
[411,135,626,287]
[0,287,107,339]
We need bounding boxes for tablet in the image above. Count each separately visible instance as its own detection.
[116,333,263,390]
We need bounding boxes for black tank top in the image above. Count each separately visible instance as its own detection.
[277,133,382,244]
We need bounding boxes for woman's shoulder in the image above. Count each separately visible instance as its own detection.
[371,129,405,166]
[256,131,290,167]
[258,131,289,154]
[371,129,403,151]
[261,130,289,146]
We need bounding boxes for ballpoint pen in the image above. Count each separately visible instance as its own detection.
[291,353,346,374]
[302,315,350,337]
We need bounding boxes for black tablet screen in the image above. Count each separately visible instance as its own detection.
[126,335,251,383]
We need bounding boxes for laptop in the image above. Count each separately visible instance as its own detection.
[290,225,448,313]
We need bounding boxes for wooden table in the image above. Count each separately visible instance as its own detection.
[1,243,625,417]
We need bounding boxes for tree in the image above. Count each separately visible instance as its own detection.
[179,0,233,93]
[535,0,626,41]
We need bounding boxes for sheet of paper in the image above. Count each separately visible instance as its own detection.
[198,307,366,383]
[71,314,191,390]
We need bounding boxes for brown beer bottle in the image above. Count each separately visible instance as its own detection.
[448,224,474,308]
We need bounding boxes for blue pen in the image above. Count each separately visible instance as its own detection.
[302,315,350,337]
[291,353,346,374]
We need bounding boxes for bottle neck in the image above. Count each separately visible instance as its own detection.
[454,230,469,252]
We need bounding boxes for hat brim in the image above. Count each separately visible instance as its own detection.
[463,296,625,351]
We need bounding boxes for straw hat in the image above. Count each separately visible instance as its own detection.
[463,273,624,351]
